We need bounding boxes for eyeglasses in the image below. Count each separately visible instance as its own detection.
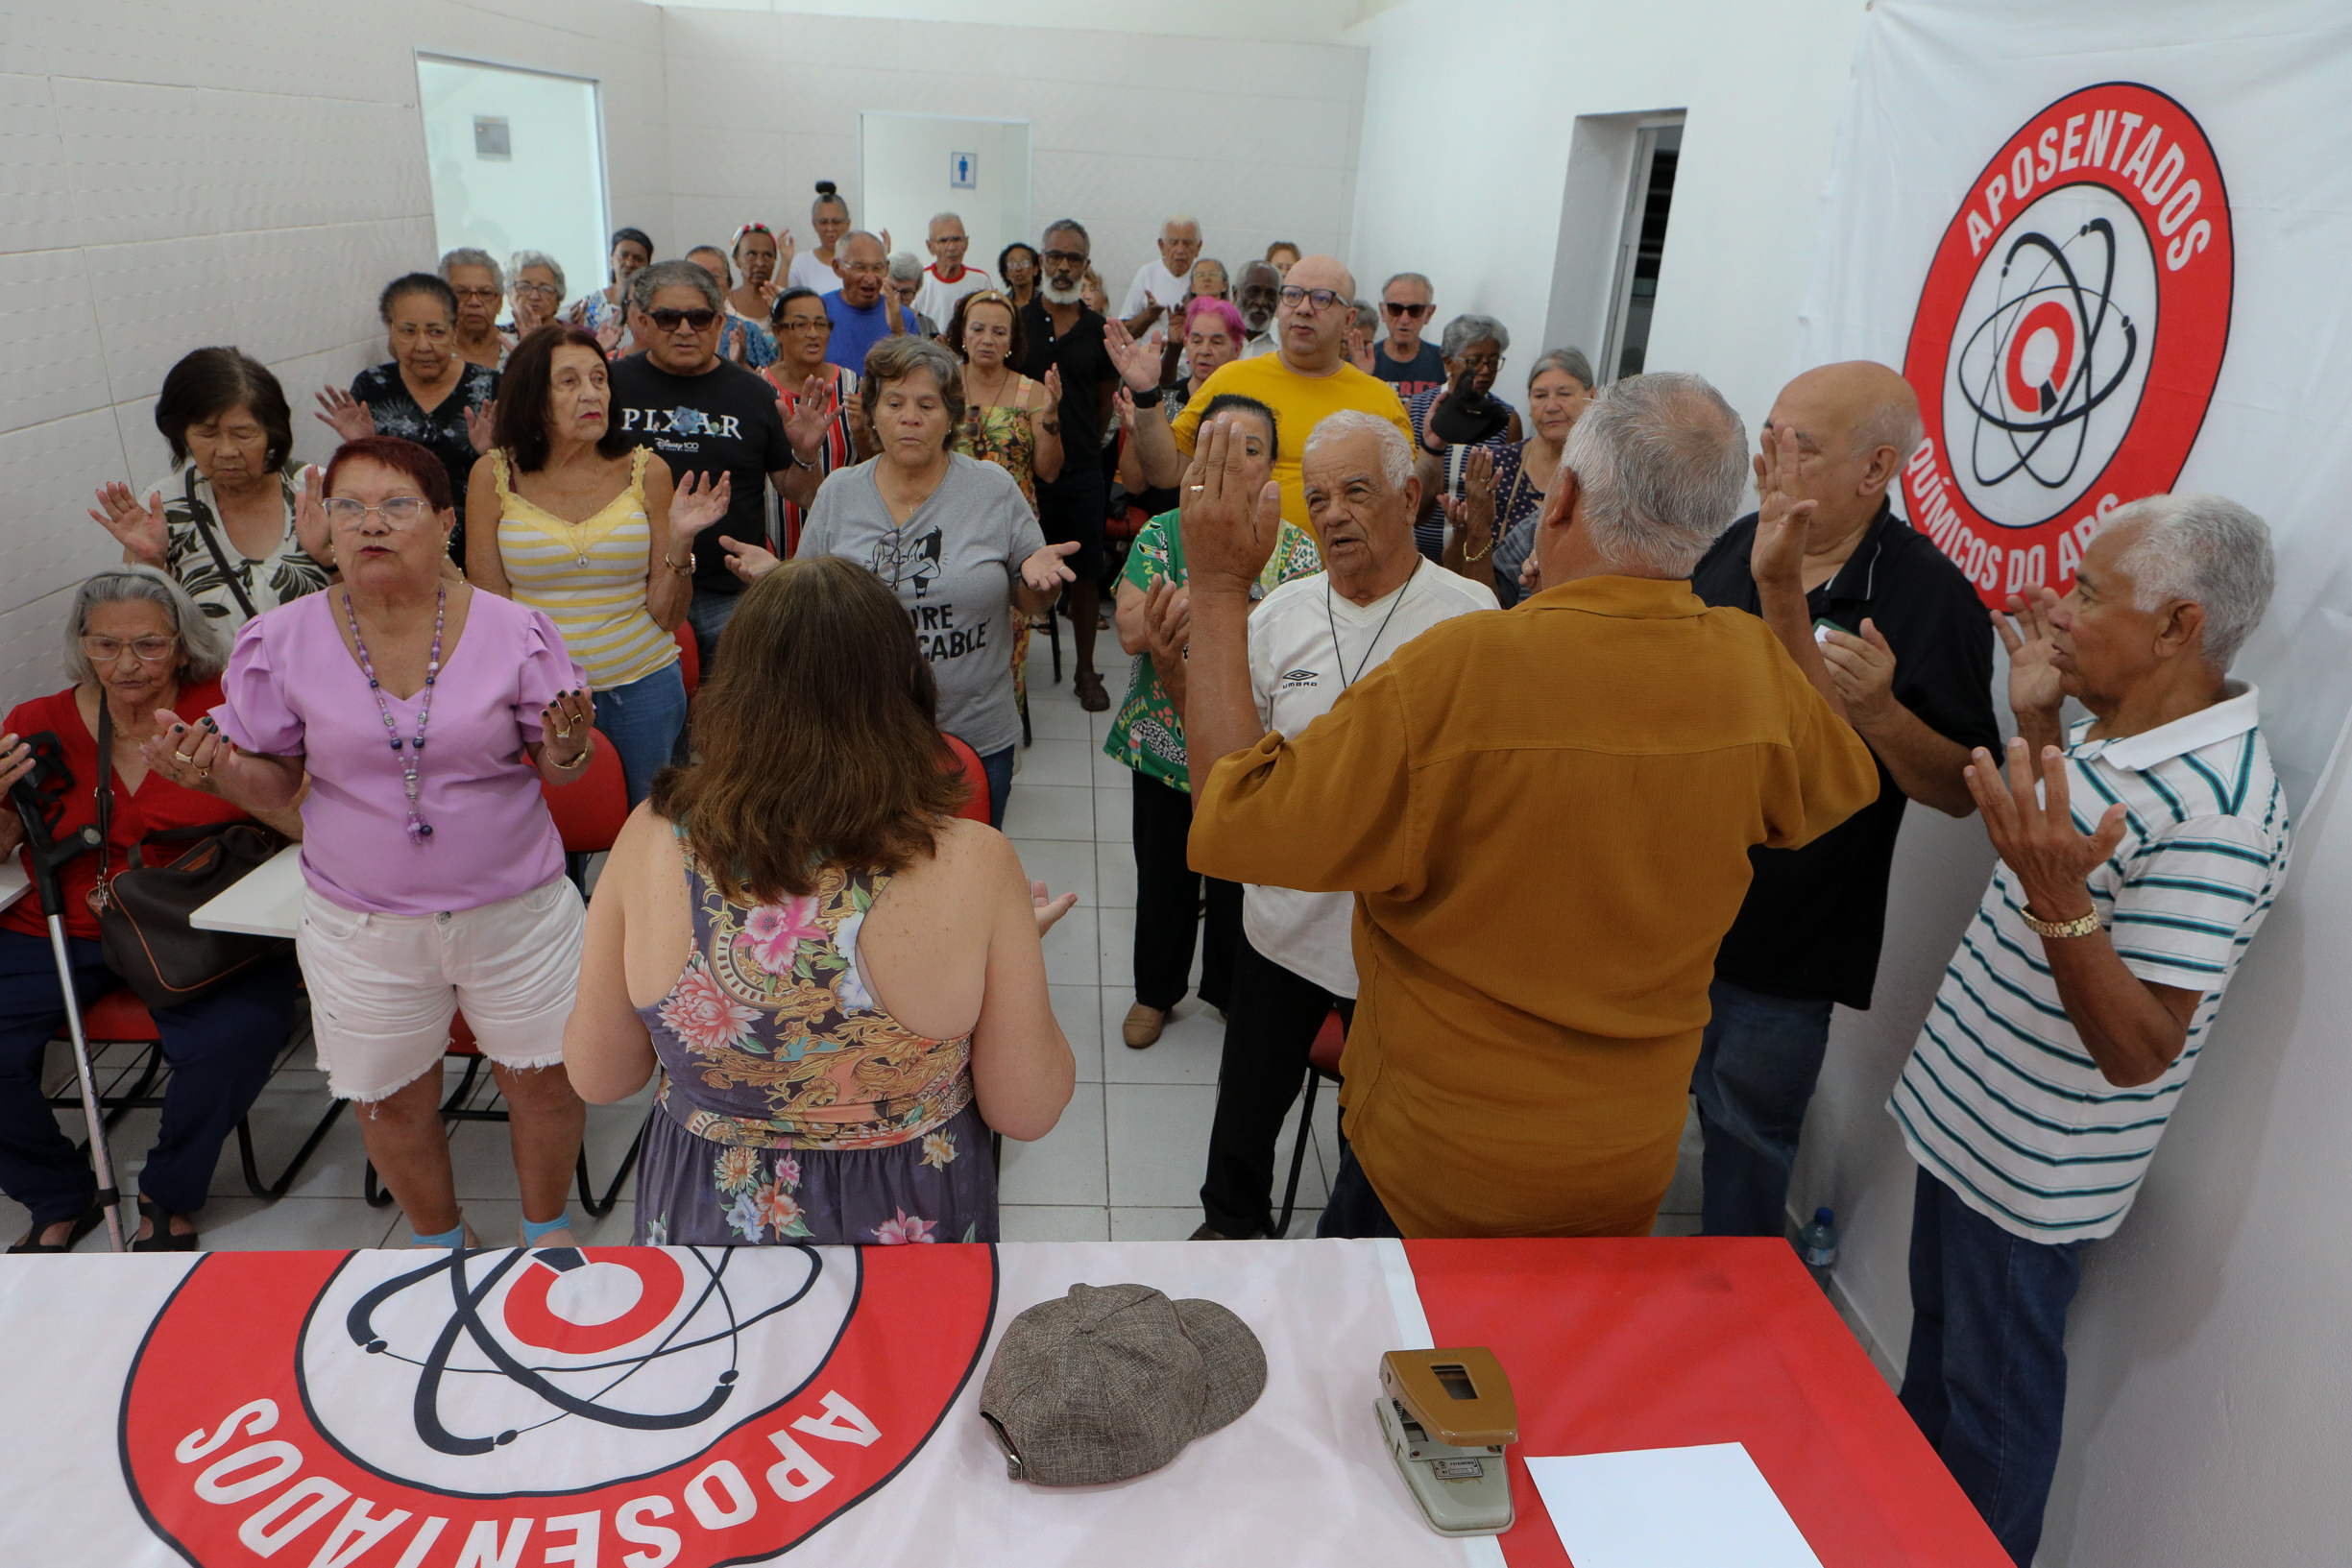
[324,496,434,528]
[647,307,721,331]
[80,635,177,664]
[392,322,451,341]
[1382,302,1432,319]
[1277,285,1345,313]
[451,287,501,303]
[1458,352,1506,372]
[778,315,831,332]
[513,281,560,299]
[1040,250,1087,266]
[840,262,886,277]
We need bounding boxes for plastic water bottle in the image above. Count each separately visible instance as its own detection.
[1801,1206,1839,1291]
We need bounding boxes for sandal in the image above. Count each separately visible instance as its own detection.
[1075,670,1110,712]
[132,1197,199,1252]
[9,1200,108,1254]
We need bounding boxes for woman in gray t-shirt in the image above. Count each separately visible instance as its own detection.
[750,336,1075,827]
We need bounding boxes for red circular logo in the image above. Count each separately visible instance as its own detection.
[1901,82,2232,606]
[118,1244,995,1566]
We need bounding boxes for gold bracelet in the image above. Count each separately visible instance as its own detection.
[2018,904,2101,939]
[1462,531,1493,562]
[666,552,694,576]
[548,740,594,772]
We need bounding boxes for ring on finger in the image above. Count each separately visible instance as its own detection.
[172,751,195,764]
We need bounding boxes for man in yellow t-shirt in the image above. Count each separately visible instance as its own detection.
[1158,255,1413,536]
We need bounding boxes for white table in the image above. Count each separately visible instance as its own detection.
[186,841,303,938]
[0,859,27,915]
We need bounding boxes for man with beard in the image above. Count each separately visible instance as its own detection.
[1234,259,1281,359]
[1019,219,1182,711]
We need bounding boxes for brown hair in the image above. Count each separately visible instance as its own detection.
[323,435,450,511]
[496,325,629,471]
[858,335,965,452]
[946,289,1027,367]
[649,556,969,902]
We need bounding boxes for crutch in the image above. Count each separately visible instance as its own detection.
[8,736,127,1251]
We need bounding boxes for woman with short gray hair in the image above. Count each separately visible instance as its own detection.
[1409,314,1525,564]
[439,247,509,372]
[503,250,568,341]
[0,567,303,1252]
[1490,348,1597,607]
[736,333,1080,826]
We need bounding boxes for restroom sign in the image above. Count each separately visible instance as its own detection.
[950,152,977,189]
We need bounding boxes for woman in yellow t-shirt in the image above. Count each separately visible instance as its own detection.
[465,326,728,804]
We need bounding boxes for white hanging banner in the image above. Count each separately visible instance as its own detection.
[1797,0,2352,801]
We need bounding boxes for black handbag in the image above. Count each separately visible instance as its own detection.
[89,704,290,1009]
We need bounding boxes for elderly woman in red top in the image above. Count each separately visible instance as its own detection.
[0,568,304,1251]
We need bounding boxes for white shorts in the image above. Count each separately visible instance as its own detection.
[297,877,587,1102]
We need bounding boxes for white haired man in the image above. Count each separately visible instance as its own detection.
[1889,495,2286,1567]
[1190,410,1496,1241]
[1122,214,1203,336]
[1181,374,1879,1240]
[1685,362,2001,1242]
[914,211,991,326]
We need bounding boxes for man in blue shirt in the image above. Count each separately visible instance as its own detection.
[822,231,919,374]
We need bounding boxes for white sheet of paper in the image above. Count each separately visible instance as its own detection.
[1525,1441,1825,1568]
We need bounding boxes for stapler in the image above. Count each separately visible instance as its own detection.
[1376,1347,1516,1536]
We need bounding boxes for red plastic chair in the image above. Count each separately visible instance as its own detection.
[943,733,992,824]
[542,726,629,852]
[673,623,700,699]
[1275,1007,1347,1239]
[48,988,341,1201]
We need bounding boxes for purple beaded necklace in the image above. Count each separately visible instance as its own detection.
[343,586,444,844]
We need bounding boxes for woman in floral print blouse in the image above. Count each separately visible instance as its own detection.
[563,555,1079,1246]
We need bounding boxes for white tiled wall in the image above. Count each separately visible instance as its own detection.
[0,0,669,705]
[660,8,1368,302]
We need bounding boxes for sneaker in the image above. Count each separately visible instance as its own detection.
[1188,1223,1263,1241]
[1122,1002,1165,1049]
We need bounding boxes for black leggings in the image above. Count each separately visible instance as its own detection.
[1128,771,1241,1013]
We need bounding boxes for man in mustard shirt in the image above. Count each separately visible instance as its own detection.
[1136,254,1414,540]
[1179,379,1880,1239]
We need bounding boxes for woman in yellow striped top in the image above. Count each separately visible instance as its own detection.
[466,326,729,803]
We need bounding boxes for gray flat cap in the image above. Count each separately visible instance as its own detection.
[978,1282,1268,1485]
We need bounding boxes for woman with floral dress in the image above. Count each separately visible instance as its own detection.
[563,555,1078,1245]
[1103,394,1321,1050]
[947,290,1062,734]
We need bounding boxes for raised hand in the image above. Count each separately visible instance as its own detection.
[594,315,625,355]
[779,374,838,454]
[1440,446,1496,556]
[1821,617,1901,728]
[879,228,892,256]
[720,535,780,584]
[1179,414,1281,590]
[756,278,780,310]
[1995,585,2067,722]
[1966,736,2125,925]
[89,482,168,566]
[1031,879,1079,937]
[1043,364,1063,406]
[537,689,595,772]
[1102,317,1163,394]
[465,398,497,456]
[777,229,796,275]
[1141,575,1192,704]
[314,386,375,444]
[670,470,733,543]
[1750,423,1816,594]
[1019,540,1081,595]
[293,465,332,566]
[1346,323,1375,374]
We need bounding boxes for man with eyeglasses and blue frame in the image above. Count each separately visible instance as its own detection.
[1159,255,1415,555]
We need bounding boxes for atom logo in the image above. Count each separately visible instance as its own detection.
[1903,83,2231,605]
[119,1245,996,1567]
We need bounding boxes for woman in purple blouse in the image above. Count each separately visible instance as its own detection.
[149,436,600,1252]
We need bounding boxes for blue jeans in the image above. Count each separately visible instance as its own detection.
[686,588,741,674]
[0,929,298,1222]
[592,660,689,807]
[978,746,1013,832]
[1690,975,1835,1238]
[1900,1167,2085,1566]
[1317,1141,1404,1239]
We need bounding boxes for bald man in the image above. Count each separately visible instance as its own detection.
[1687,361,2001,1240]
[1154,255,1414,543]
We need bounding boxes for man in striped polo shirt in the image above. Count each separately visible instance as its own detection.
[1889,494,2287,1565]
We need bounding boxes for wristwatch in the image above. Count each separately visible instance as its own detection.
[1130,386,1164,409]
[2018,903,2101,939]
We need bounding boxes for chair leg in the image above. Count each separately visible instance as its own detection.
[1274,1067,1323,1241]
[364,1158,393,1208]
[575,1125,643,1218]
[239,1098,348,1201]
[1046,599,1063,684]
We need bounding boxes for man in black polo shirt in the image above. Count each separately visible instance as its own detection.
[1017,219,1177,712]
[1689,361,2000,1239]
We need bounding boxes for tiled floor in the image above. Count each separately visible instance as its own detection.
[5,638,1703,1252]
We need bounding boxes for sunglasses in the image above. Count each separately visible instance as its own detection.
[648,307,721,331]
[1383,302,1432,319]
